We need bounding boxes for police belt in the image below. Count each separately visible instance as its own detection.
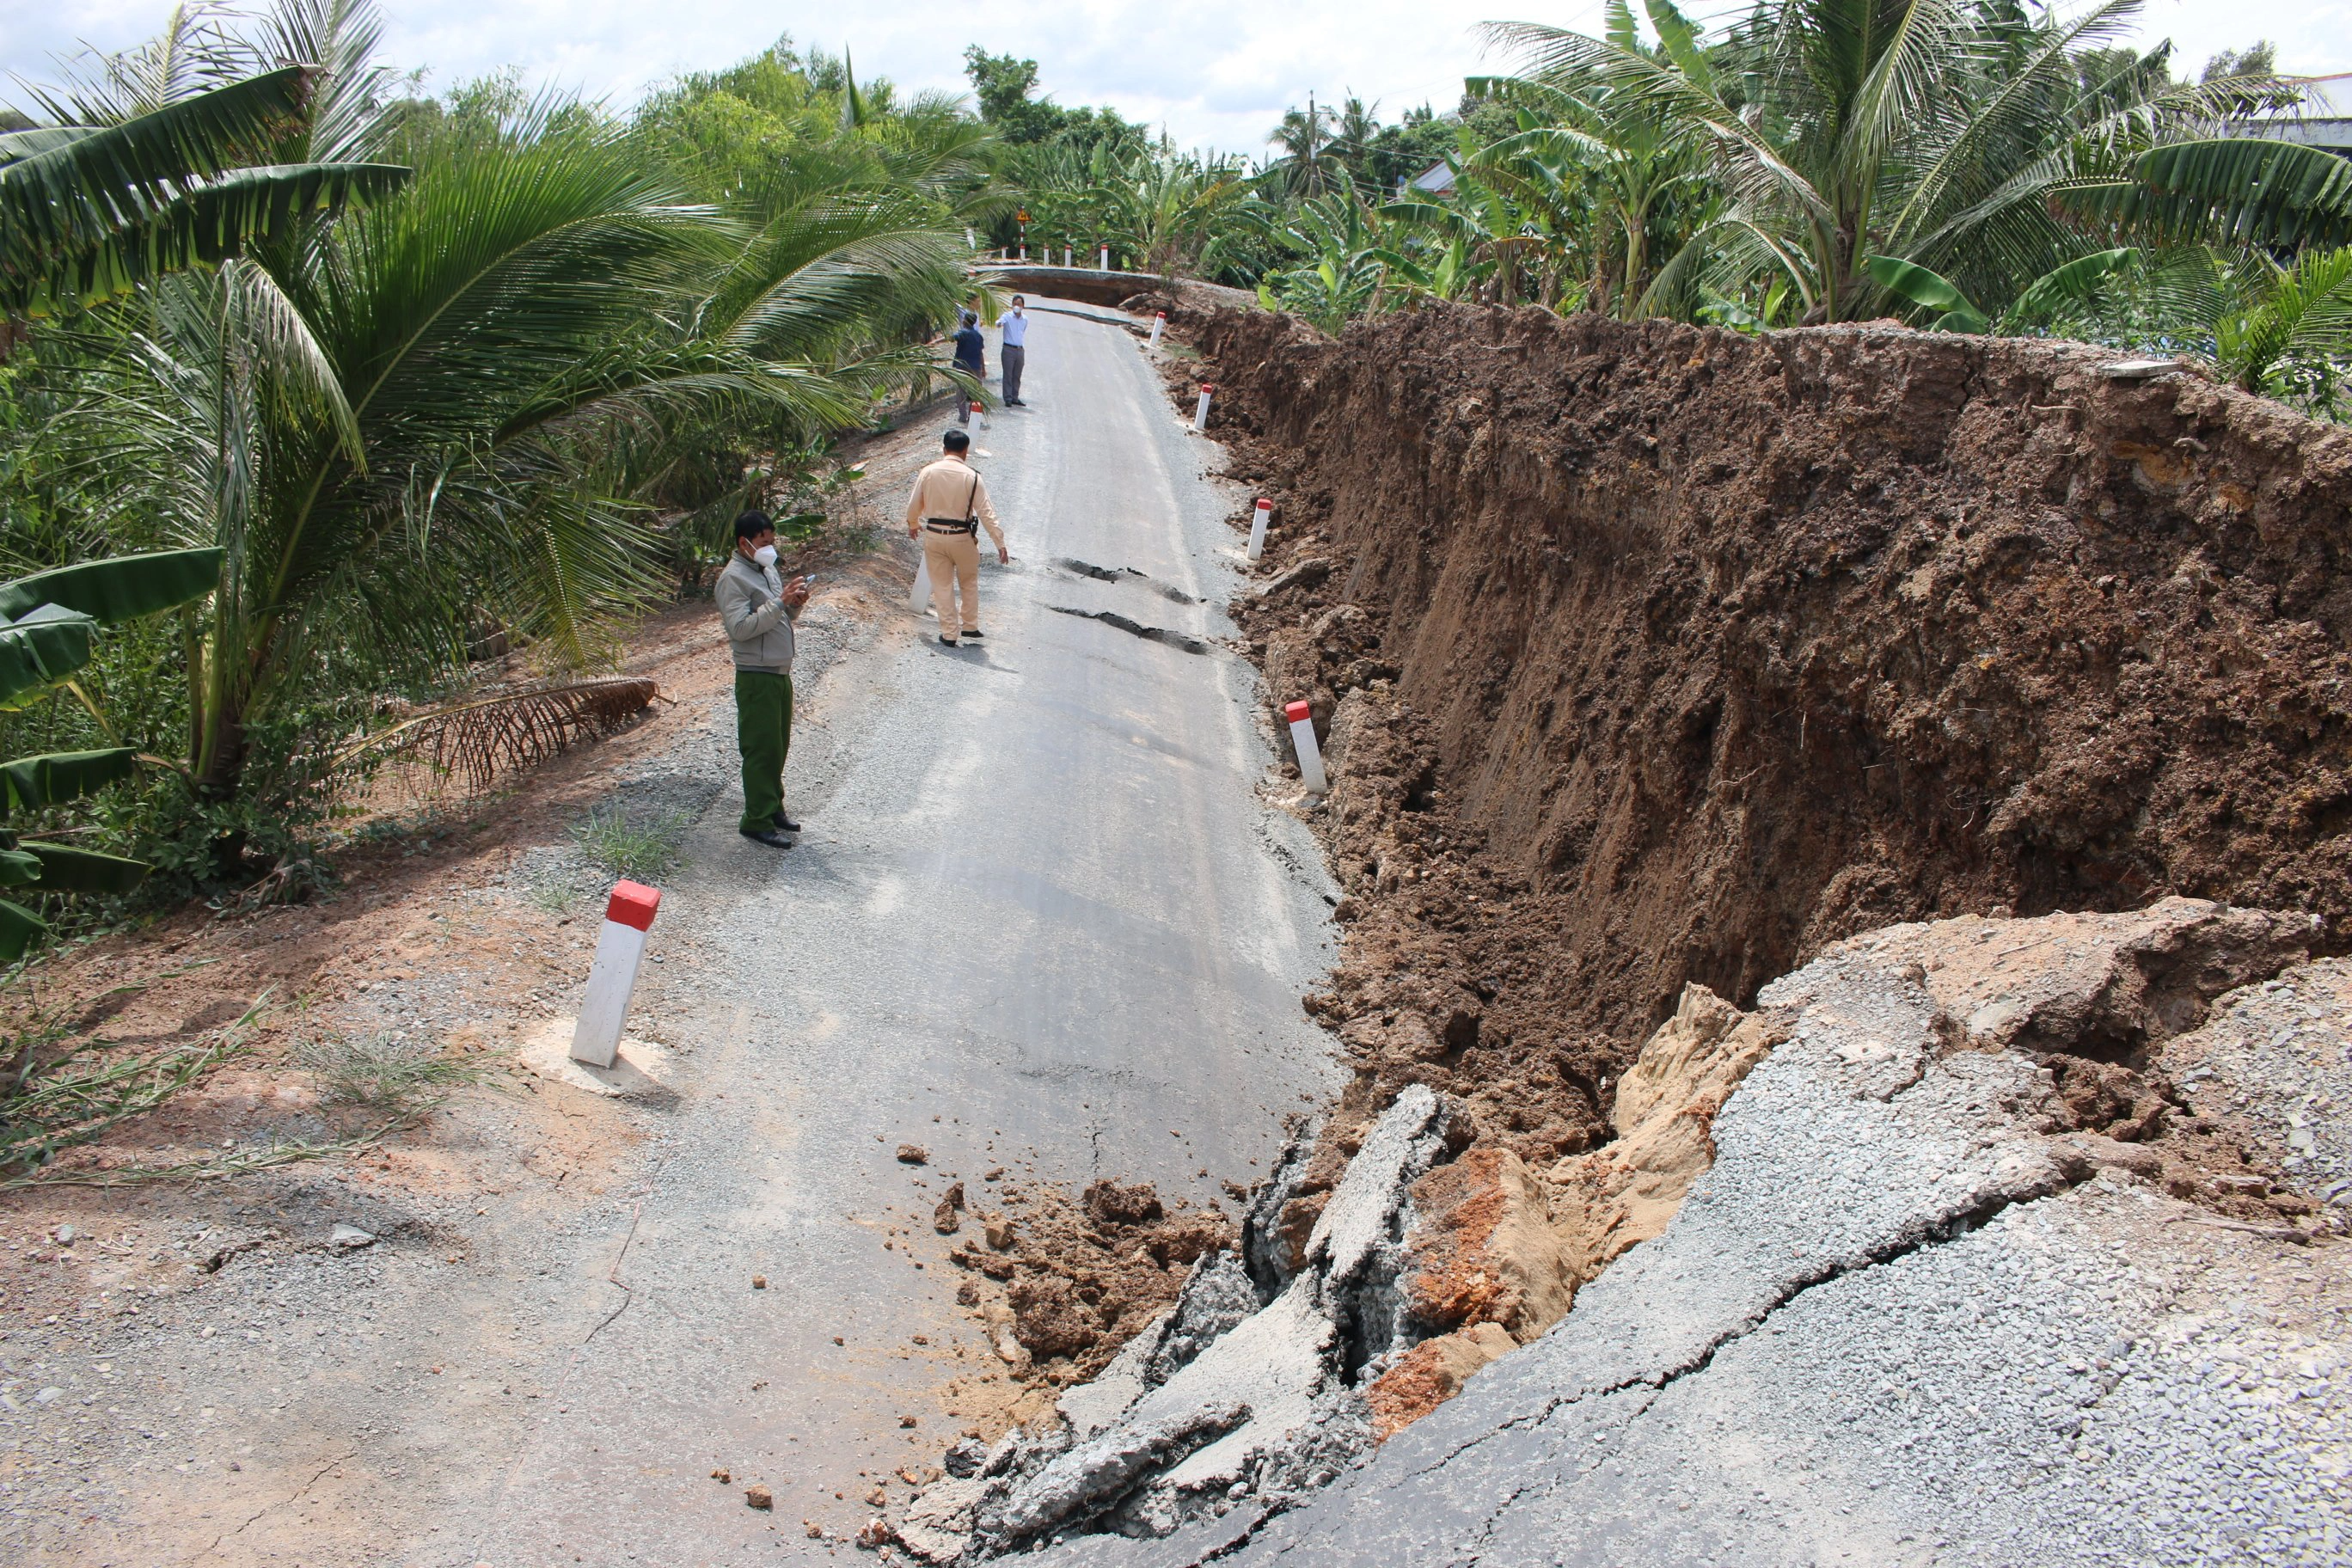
[923,518,980,535]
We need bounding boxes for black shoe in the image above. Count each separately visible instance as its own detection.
[739,826,792,848]
[961,628,984,640]
[939,634,959,646]
[772,812,801,834]
[1006,399,1026,406]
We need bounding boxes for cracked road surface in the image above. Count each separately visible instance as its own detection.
[1051,914,2352,1568]
[447,300,1342,1560]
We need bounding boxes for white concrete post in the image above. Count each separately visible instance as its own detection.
[1285,701,1327,794]
[570,881,661,1068]
[1063,246,1072,267]
[911,555,933,613]
[972,398,989,431]
[1018,244,1026,261]
[1247,498,1272,560]
[964,227,975,249]
[1099,244,1111,271]
[1148,311,1166,347]
[1192,383,1214,432]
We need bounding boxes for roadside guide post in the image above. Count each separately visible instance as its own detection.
[1099,243,1111,271]
[1149,311,1166,347]
[1285,701,1328,794]
[1193,383,1214,432]
[1247,498,1272,560]
[570,881,661,1069]
[911,555,934,614]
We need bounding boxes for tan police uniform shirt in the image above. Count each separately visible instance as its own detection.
[903,457,1007,551]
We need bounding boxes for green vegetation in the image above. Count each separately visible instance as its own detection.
[296,1024,485,1107]
[0,0,2341,953]
[571,803,689,882]
[0,2,989,927]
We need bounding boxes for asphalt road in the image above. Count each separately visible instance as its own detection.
[455,301,1344,1561]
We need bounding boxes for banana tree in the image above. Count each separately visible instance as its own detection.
[0,63,408,327]
[1865,248,2137,332]
[0,548,224,958]
[1485,0,2261,324]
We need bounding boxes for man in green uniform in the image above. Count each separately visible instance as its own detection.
[715,511,811,849]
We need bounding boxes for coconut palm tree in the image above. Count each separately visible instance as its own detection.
[1484,0,2251,323]
[1268,97,1341,199]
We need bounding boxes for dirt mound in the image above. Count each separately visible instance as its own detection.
[947,1179,1234,1383]
[1171,298,2352,1161]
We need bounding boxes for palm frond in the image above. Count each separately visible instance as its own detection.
[335,677,658,799]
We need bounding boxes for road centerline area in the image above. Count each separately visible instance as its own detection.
[466,300,1342,1561]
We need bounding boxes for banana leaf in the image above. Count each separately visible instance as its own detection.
[20,842,148,894]
[2062,139,2352,250]
[0,749,138,817]
[0,898,44,963]
[0,547,225,626]
[0,609,96,707]
[1865,256,1988,334]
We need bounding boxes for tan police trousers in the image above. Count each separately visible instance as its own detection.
[923,529,983,639]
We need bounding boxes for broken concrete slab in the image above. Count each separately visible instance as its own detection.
[1077,903,2345,1566]
[903,1087,1461,1558]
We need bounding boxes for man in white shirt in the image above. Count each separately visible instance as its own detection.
[1001,296,1030,406]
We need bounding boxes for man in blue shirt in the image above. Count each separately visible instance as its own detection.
[1001,296,1030,406]
[952,310,985,425]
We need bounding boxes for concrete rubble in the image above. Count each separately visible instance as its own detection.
[891,1084,1467,1560]
[893,959,1802,1561]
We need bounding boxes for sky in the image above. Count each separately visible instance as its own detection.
[3,0,2347,155]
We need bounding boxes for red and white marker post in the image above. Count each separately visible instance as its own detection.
[1193,383,1215,432]
[570,880,661,1069]
[1284,701,1328,794]
[1149,310,1166,347]
[1099,244,1111,271]
[1247,498,1272,560]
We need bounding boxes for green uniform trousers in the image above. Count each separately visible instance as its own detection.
[734,668,793,831]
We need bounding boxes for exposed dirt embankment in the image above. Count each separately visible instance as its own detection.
[1173,299,2352,1163]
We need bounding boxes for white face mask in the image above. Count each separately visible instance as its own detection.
[752,544,778,567]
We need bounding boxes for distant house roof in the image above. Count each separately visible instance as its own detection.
[2232,74,2352,158]
[1407,162,1455,195]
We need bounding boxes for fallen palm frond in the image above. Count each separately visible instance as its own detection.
[335,677,660,802]
[0,988,268,1174]
[0,1106,422,1191]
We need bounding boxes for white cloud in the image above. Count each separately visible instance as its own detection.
[4,0,2343,156]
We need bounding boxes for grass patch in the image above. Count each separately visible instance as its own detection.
[571,803,689,882]
[3,981,265,1177]
[296,1029,486,1109]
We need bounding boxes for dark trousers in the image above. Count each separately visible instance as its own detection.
[955,360,983,421]
[1001,344,1026,402]
[734,668,793,830]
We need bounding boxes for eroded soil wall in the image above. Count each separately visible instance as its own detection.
[1178,300,2352,1159]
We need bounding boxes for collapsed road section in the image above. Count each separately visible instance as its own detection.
[868,298,2352,1564]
